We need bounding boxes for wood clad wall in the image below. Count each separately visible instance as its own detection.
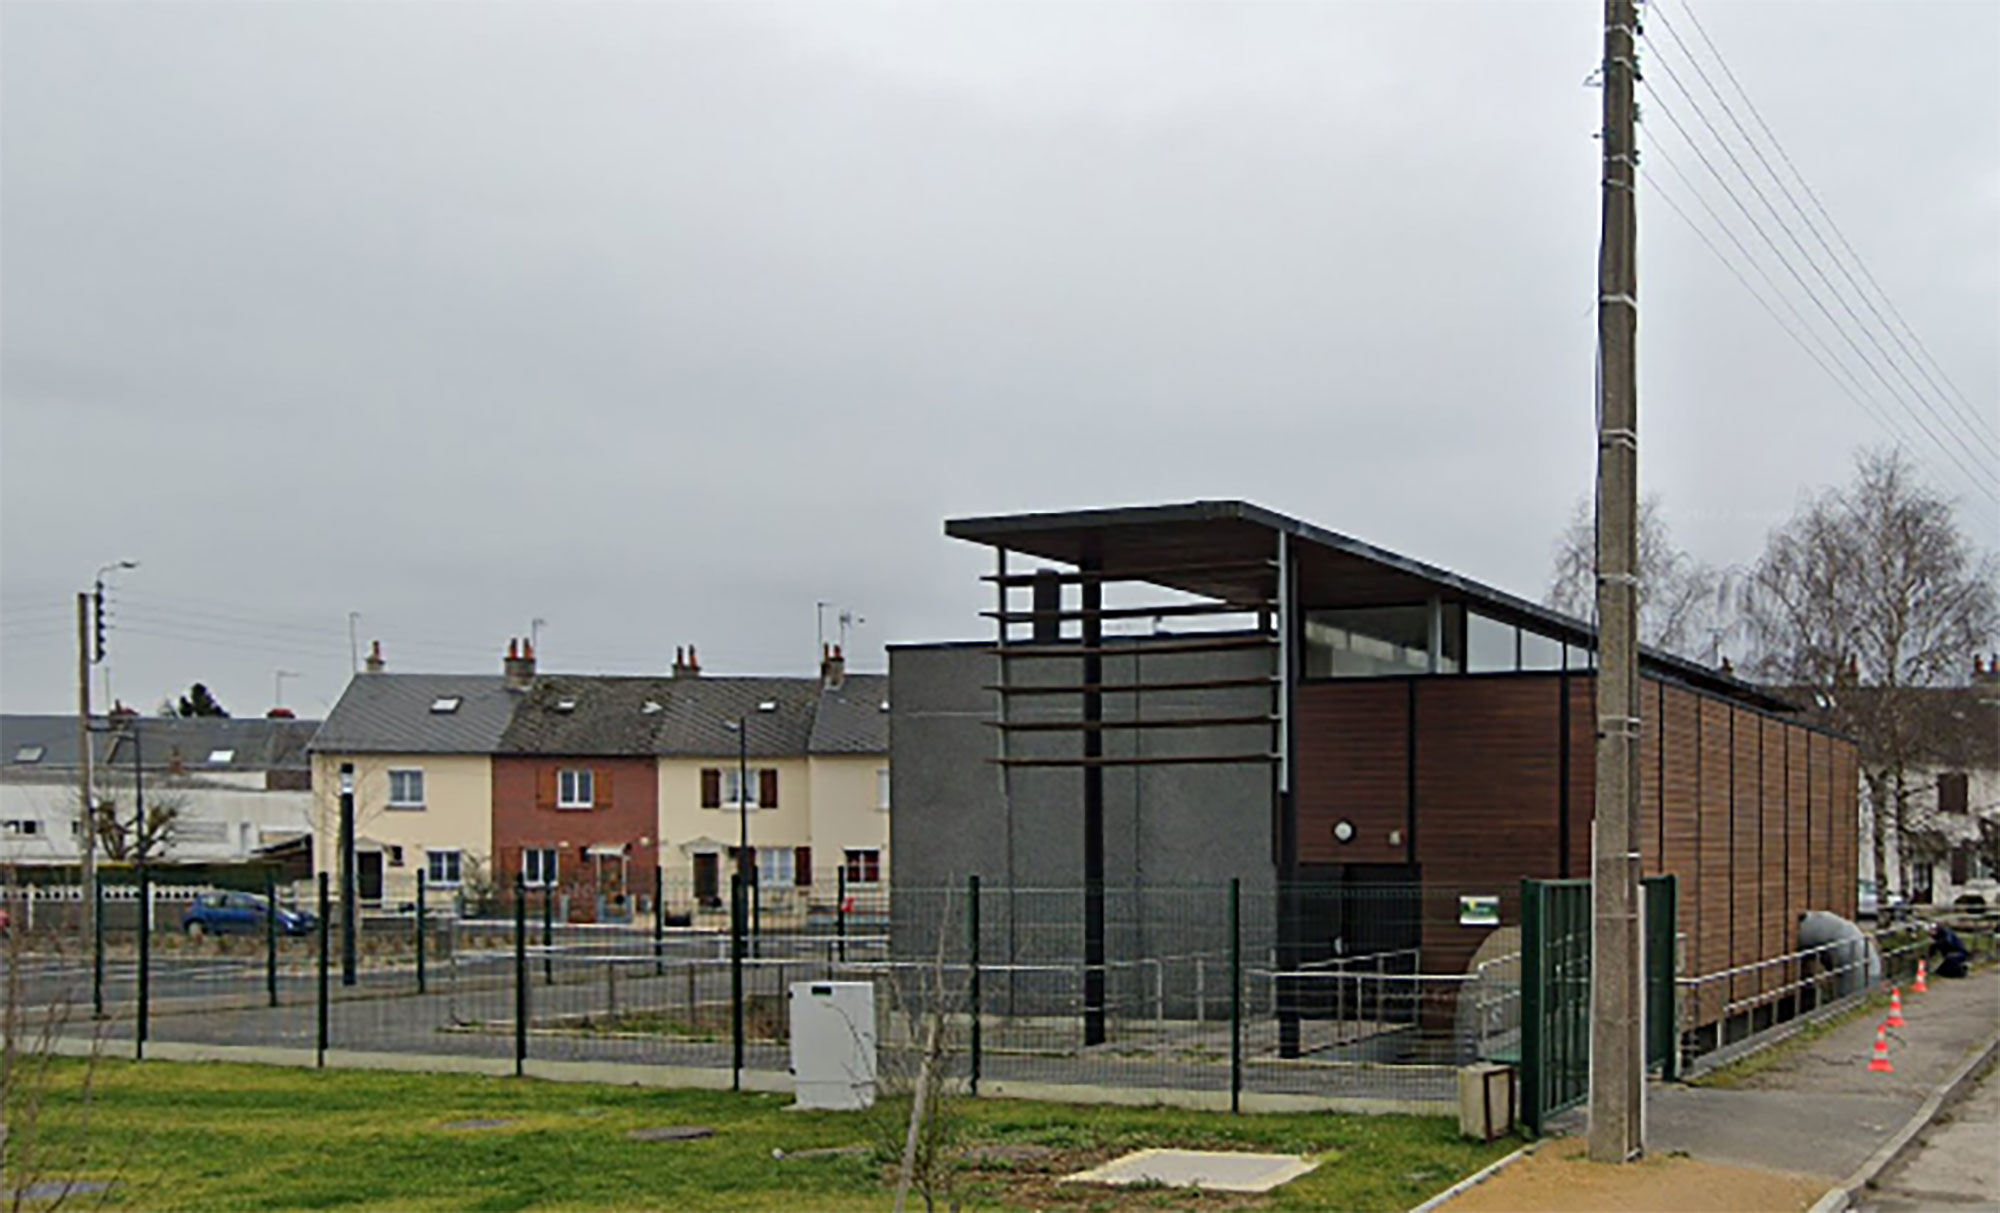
[1411,677,1565,975]
[1295,681,1410,866]
[1291,672,1860,1030]
[1696,697,1735,1025]
[1760,718,1787,997]
[1660,686,1702,999]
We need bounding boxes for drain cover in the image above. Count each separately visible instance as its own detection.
[1063,1149,1319,1193]
[627,1126,716,1142]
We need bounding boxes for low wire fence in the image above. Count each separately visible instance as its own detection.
[10,874,1950,1113]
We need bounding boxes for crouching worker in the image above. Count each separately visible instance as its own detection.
[1930,923,1971,979]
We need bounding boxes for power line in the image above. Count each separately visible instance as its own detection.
[1644,165,1925,455]
[1668,0,1998,454]
[1638,82,1998,501]
[1639,19,1998,500]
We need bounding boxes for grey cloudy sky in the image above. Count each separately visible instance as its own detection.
[2,0,1994,718]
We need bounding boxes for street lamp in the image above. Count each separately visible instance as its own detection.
[722,717,750,1090]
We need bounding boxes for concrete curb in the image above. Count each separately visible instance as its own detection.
[1405,1142,1537,1213]
[1807,1026,2000,1213]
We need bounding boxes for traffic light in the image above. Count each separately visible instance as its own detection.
[92,585,106,664]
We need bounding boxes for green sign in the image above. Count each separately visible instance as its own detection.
[1459,895,1501,927]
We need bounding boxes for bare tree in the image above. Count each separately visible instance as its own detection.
[1741,449,2000,897]
[1546,495,1734,661]
[88,790,185,866]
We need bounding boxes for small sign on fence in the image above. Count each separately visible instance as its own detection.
[1458,895,1500,927]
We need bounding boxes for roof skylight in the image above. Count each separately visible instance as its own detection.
[430,696,463,714]
[555,698,578,713]
[757,701,778,713]
[207,749,235,765]
[12,745,45,763]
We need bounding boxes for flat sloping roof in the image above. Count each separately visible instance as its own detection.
[946,499,1795,711]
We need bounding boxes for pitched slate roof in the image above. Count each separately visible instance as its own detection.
[809,674,890,755]
[650,676,826,758]
[498,676,679,756]
[1,714,319,773]
[1,714,108,769]
[308,674,519,755]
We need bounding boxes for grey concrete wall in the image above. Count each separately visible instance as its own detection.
[889,638,1279,1018]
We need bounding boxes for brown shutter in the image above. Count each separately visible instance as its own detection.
[536,768,557,812]
[759,768,779,809]
[1940,772,1969,815]
[595,769,613,811]
[795,846,812,887]
[1951,849,1970,884]
[701,768,721,809]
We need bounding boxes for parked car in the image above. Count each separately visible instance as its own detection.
[1858,880,1907,921]
[183,891,317,938]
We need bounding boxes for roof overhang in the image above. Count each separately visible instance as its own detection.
[946,499,1797,712]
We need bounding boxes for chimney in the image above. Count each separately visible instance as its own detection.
[673,645,702,678]
[504,637,537,690]
[1974,653,2000,686]
[365,640,385,674]
[821,643,846,691]
[266,706,296,719]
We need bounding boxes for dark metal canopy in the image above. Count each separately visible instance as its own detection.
[947,499,1795,712]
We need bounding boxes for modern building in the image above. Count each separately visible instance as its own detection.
[308,640,889,921]
[891,500,1861,1051]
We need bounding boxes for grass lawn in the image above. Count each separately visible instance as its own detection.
[8,1059,1516,1211]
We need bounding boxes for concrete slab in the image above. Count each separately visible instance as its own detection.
[1062,1148,1319,1193]
[1854,1053,2000,1212]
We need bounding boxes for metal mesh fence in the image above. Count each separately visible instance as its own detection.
[17,873,1962,1112]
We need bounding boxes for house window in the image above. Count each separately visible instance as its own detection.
[704,768,779,809]
[558,769,595,809]
[757,846,795,888]
[523,848,559,888]
[387,769,426,809]
[3,819,43,838]
[427,850,462,886]
[878,768,891,811]
[844,848,881,884]
[385,844,405,868]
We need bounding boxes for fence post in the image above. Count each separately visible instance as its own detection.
[836,868,852,964]
[513,876,528,1078]
[266,866,279,1008]
[731,871,745,1092]
[92,877,105,1020]
[1228,877,1241,1115]
[542,885,554,985]
[135,866,151,1061]
[1519,878,1542,1135]
[653,864,665,977]
[317,872,330,1068]
[969,874,982,1097]
[416,869,427,996]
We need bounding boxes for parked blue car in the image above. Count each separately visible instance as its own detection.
[183,891,316,938]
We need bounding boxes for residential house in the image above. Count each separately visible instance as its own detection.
[2,711,317,868]
[306,646,516,909]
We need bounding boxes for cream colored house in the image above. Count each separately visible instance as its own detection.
[308,671,516,909]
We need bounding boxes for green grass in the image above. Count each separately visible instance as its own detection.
[7,1059,1515,1211]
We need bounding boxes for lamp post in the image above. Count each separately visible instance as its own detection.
[723,717,750,1089]
[724,717,754,935]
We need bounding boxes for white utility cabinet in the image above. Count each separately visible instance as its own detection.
[788,981,877,1110]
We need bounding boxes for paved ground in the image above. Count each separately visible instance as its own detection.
[1855,1054,2000,1212]
[1445,967,2000,1211]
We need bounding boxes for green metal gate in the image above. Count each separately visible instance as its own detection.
[1520,874,1678,1134]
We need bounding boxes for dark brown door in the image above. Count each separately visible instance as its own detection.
[693,853,719,907]
[358,851,385,903]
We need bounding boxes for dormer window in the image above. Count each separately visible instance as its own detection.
[430,696,462,714]
[207,749,235,765]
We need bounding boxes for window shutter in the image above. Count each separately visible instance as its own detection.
[701,769,721,809]
[536,768,557,812]
[595,769,613,811]
[759,768,779,809]
[1952,849,1970,884]
[795,846,812,886]
[1940,772,1969,815]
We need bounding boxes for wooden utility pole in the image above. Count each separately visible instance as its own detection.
[77,592,97,947]
[1589,0,1645,1164]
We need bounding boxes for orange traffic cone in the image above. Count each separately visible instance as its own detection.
[1914,960,1929,994]
[1886,987,1907,1028]
[1868,1023,1895,1073]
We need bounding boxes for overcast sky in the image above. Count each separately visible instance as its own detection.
[3,0,1994,718]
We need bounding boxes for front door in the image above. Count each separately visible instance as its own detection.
[693,853,719,908]
[358,851,385,903]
